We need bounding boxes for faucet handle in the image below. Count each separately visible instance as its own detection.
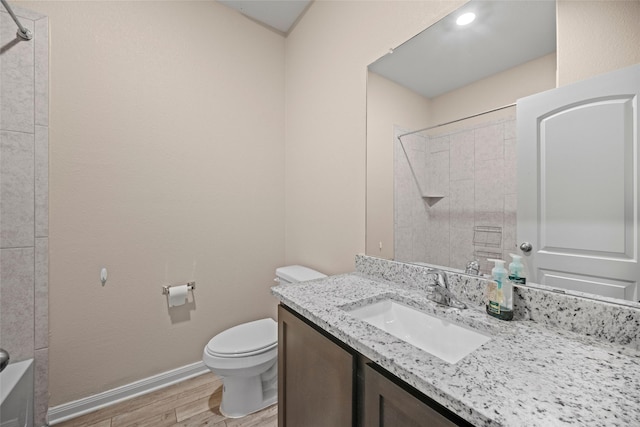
[426,268,448,287]
[0,348,9,373]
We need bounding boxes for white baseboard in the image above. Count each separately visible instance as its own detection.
[47,361,209,425]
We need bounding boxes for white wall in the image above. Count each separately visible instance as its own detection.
[21,0,285,406]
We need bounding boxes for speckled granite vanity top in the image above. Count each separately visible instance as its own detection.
[271,256,640,427]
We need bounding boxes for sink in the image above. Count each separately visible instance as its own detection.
[346,299,491,364]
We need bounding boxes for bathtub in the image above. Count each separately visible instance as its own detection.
[0,359,33,427]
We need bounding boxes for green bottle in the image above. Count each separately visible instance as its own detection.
[486,259,513,321]
[508,253,526,285]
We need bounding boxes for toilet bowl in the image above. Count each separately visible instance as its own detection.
[202,265,326,418]
[203,318,278,418]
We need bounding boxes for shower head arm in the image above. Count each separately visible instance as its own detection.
[0,0,33,40]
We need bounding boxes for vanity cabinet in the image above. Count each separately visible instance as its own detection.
[278,304,474,427]
[278,304,356,427]
[363,363,461,427]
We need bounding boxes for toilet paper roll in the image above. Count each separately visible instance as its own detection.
[168,284,188,307]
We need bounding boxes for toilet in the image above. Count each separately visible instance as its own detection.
[202,265,326,418]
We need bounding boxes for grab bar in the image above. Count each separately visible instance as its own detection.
[0,348,9,373]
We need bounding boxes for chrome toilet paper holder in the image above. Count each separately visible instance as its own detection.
[162,281,196,295]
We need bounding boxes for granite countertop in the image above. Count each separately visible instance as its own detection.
[271,272,640,427]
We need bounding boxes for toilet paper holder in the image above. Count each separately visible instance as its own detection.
[162,281,196,295]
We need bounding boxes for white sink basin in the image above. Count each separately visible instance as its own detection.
[346,299,491,364]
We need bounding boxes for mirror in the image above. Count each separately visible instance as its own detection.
[365,0,638,307]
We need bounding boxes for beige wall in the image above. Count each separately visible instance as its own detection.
[430,53,557,125]
[366,72,431,260]
[284,0,464,274]
[557,0,640,86]
[17,0,640,410]
[22,1,285,406]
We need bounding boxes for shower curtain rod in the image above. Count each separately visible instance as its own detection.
[397,103,516,140]
[1,0,33,40]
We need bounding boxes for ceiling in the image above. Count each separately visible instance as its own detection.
[369,0,557,99]
[218,0,312,35]
[216,0,556,98]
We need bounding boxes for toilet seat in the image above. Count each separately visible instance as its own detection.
[206,318,277,358]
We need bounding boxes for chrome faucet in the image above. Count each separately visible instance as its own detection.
[465,259,481,276]
[426,269,466,309]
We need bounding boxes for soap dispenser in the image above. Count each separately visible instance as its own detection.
[508,253,526,284]
[486,259,513,321]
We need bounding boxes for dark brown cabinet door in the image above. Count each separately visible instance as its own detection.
[363,363,463,427]
[278,305,356,427]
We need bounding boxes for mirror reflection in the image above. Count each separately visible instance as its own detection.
[365,0,640,306]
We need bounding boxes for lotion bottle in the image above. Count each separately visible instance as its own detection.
[486,259,513,321]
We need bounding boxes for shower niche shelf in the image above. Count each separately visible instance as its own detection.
[422,195,445,207]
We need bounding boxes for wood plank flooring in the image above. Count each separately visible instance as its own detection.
[55,373,277,427]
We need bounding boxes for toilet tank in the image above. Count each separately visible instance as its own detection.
[275,265,326,284]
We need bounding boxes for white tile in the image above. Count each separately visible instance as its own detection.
[394,162,411,194]
[35,238,48,349]
[449,179,474,231]
[0,13,35,133]
[475,211,504,230]
[429,135,449,153]
[450,130,474,181]
[504,137,517,195]
[410,194,426,225]
[35,126,48,237]
[413,150,427,193]
[425,199,450,266]
[394,227,413,261]
[0,248,35,361]
[475,158,504,213]
[0,131,34,248]
[450,227,475,270]
[11,5,47,21]
[426,229,450,267]
[35,348,49,427]
[504,118,517,140]
[427,150,449,196]
[474,123,503,163]
[412,217,428,262]
[35,18,49,127]
[401,133,425,153]
[395,196,412,229]
[503,193,518,253]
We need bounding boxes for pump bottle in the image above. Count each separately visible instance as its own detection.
[508,253,526,284]
[486,258,513,321]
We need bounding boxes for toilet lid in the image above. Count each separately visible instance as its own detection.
[206,318,277,357]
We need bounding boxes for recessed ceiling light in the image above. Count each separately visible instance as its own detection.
[456,12,476,26]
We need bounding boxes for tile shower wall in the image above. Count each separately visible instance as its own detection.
[394,115,517,273]
[0,6,49,426]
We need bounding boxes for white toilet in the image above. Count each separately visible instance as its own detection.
[202,265,326,418]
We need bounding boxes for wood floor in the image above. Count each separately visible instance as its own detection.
[55,373,277,427]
